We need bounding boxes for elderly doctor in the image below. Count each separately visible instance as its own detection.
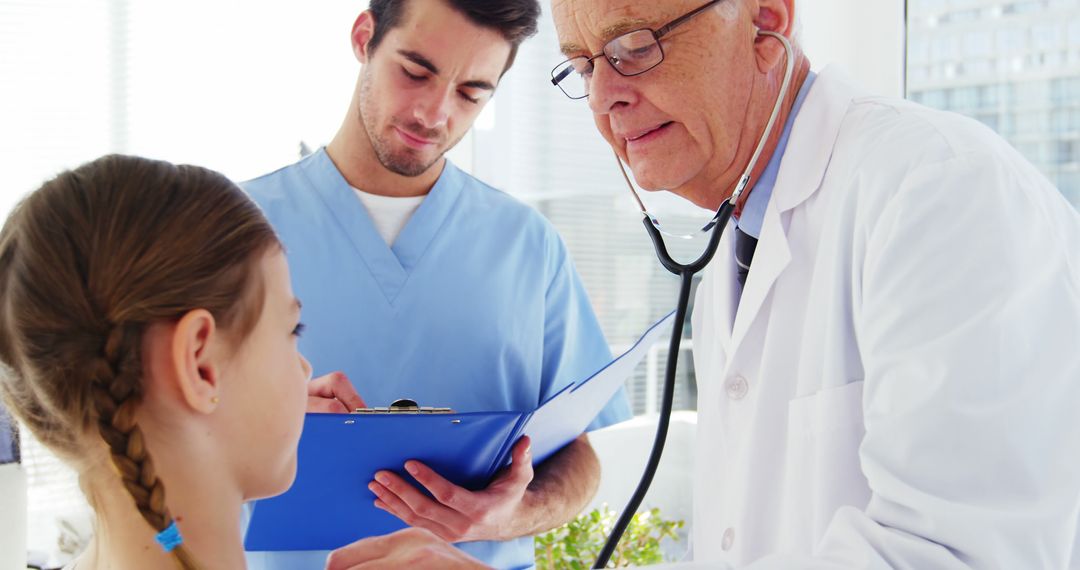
[325,0,1080,568]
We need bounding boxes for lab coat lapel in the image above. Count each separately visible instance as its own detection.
[301,150,408,303]
[730,66,862,350]
[772,66,865,214]
[731,206,790,349]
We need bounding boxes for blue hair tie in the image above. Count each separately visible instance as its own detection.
[155,520,183,552]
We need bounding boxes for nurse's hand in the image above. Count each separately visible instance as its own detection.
[307,371,367,413]
[325,528,490,570]
[368,436,534,543]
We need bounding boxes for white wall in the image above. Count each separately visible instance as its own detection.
[799,0,906,97]
[0,464,27,570]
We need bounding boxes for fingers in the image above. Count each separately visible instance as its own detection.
[325,528,428,569]
[512,435,532,463]
[372,495,460,542]
[326,528,490,570]
[404,460,470,511]
[325,533,391,569]
[369,470,471,540]
[308,371,367,412]
[308,395,349,413]
[367,447,536,545]
[498,436,534,489]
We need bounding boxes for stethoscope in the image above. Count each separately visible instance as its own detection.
[594,30,795,568]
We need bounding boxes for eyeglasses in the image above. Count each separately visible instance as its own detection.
[550,0,725,100]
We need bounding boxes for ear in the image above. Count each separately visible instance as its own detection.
[752,0,795,73]
[351,10,376,64]
[170,309,222,415]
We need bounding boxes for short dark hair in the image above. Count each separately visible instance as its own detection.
[366,0,540,74]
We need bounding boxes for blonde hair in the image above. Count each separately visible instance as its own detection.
[0,155,279,568]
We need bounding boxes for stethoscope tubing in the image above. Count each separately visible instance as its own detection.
[592,213,730,568]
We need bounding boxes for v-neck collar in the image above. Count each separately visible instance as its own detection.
[299,148,465,304]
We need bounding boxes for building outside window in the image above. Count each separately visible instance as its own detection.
[907,0,1080,208]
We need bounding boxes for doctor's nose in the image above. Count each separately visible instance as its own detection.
[587,60,637,115]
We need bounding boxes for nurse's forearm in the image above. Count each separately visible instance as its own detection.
[513,433,601,537]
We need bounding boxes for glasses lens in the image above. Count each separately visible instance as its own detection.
[604,29,663,76]
[551,57,592,99]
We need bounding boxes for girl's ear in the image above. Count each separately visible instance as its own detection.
[168,309,222,414]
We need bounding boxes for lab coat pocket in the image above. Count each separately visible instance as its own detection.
[788,381,865,434]
[783,381,870,545]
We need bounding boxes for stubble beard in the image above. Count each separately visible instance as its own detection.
[357,80,463,178]
[367,121,440,177]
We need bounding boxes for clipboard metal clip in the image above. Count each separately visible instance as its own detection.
[353,398,454,414]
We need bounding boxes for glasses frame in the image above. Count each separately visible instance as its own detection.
[550,0,726,99]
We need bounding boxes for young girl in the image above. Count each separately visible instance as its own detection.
[0,154,311,569]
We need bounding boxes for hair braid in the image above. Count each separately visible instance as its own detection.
[90,324,165,524]
[89,323,198,568]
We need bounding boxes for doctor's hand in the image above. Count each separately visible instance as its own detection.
[325,527,491,570]
[307,372,367,413]
[368,436,535,543]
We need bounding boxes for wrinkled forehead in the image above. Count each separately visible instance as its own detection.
[552,0,700,55]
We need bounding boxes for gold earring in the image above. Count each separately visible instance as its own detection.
[211,396,219,404]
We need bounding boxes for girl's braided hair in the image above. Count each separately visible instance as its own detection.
[0,155,279,568]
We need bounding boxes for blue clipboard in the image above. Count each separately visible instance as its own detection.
[244,311,675,551]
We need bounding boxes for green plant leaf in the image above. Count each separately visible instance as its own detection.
[534,504,685,569]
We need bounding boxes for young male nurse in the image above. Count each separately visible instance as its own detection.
[243,0,631,568]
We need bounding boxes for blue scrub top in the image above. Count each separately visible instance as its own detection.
[243,149,631,570]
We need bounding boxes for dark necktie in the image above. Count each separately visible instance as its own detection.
[734,226,758,287]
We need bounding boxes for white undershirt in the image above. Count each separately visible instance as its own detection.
[352,187,425,246]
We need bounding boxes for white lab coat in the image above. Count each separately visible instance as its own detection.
[684,66,1080,569]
